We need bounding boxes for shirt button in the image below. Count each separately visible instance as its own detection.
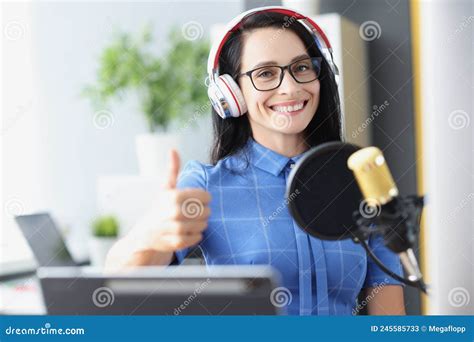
[290,163,295,169]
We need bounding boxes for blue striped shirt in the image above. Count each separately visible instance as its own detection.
[175,138,403,315]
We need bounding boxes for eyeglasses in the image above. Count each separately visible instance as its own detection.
[236,57,322,91]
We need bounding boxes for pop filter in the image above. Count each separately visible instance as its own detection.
[286,141,362,240]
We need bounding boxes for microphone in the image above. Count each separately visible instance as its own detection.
[285,141,428,293]
[347,147,427,293]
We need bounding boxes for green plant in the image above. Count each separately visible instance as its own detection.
[91,215,119,238]
[82,25,210,132]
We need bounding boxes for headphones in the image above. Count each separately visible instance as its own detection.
[207,6,339,119]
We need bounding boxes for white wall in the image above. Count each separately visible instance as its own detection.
[1,1,243,268]
[420,0,473,314]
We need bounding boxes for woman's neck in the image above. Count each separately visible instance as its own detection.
[252,133,309,158]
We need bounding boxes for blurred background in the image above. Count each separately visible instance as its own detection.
[1,0,472,316]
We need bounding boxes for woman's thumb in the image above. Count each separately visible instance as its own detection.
[165,149,181,189]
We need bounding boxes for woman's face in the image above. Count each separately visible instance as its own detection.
[239,27,320,138]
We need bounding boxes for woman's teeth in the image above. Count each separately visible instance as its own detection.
[270,101,305,113]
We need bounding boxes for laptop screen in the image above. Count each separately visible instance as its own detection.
[14,213,76,267]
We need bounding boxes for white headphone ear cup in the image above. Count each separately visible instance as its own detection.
[217,74,248,117]
[207,81,228,119]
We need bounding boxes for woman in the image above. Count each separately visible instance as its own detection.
[106,7,405,316]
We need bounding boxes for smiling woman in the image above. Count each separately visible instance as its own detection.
[106,6,405,316]
[210,10,342,163]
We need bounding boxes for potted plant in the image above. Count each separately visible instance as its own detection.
[82,25,209,176]
[88,215,119,267]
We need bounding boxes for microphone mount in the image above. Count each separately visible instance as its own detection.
[351,194,428,293]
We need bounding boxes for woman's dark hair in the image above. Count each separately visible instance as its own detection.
[210,11,342,164]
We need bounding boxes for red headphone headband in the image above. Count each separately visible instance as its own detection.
[209,7,334,76]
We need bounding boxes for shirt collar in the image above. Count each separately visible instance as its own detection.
[245,138,308,177]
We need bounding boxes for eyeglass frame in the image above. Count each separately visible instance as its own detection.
[235,57,323,91]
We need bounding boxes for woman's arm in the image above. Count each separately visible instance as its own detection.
[366,285,406,315]
[104,234,175,272]
[104,151,211,272]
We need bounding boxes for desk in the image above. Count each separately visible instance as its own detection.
[0,275,45,315]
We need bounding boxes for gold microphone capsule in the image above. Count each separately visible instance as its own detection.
[347,147,399,205]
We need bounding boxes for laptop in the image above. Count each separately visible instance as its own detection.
[37,265,282,315]
[14,213,88,267]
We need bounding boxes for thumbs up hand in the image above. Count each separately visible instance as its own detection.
[165,149,181,189]
[132,150,211,261]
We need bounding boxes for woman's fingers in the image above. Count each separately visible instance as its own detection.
[161,219,209,235]
[159,233,203,251]
[153,188,212,221]
[173,188,212,205]
[165,149,181,190]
